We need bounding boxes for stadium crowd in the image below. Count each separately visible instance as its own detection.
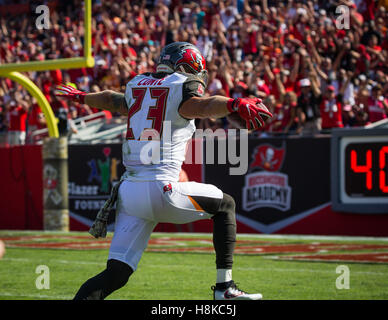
[0,0,387,145]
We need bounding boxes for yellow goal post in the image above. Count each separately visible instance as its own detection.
[0,0,94,137]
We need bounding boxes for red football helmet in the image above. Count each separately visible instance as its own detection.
[157,42,208,85]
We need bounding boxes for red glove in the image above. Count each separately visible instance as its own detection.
[227,97,273,130]
[55,84,87,104]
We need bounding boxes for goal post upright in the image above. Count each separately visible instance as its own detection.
[0,0,94,139]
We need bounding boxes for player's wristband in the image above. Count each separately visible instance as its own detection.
[227,98,239,113]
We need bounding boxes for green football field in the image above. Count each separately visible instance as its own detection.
[1,230,388,300]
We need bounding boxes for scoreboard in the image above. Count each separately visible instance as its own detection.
[331,129,388,213]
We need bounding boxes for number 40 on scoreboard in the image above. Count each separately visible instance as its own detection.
[331,129,388,214]
[347,145,388,194]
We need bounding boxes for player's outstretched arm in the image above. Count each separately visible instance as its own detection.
[85,91,128,116]
[55,84,128,116]
[179,95,231,119]
[179,96,273,130]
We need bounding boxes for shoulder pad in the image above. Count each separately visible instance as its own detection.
[176,72,206,86]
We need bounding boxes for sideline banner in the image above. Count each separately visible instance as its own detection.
[204,136,331,234]
[64,136,388,236]
[67,138,332,233]
[68,144,124,229]
[67,140,203,231]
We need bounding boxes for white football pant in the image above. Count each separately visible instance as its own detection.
[108,180,223,271]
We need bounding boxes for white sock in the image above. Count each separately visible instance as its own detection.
[216,269,232,284]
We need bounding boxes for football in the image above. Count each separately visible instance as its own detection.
[226,112,248,129]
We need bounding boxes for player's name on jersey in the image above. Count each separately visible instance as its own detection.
[68,182,99,195]
[137,78,165,86]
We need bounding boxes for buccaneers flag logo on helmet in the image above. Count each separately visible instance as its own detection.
[176,48,206,74]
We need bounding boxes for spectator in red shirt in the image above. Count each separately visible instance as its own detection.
[26,99,46,144]
[271,91,298,133]
[366,85,388,123]
[320,85,344,130]
[6,91,29,146]
[28,100,46,131]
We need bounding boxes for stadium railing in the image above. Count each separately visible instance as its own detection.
[29,111,108,144]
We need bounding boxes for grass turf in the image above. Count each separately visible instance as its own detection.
[1,231,388,300]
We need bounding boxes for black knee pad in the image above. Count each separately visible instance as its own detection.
[218,193,235,217]
[106,259,133,289]
[211,193,236,224]
[212,193,237,231]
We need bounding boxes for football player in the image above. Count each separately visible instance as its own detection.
[56,42,272,300]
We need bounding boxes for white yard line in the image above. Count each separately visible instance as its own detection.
[2,257,103,265]
[152,232,388,242]
[3,257,387,276]
[0,292,72,299]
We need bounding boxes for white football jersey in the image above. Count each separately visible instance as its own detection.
[121,72,205,182]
